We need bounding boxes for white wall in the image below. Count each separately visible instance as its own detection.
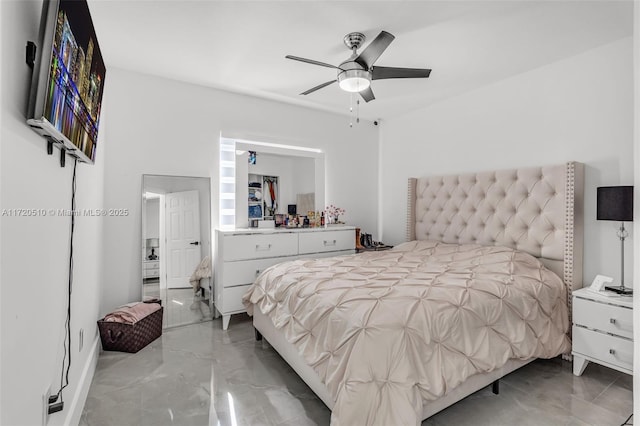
[633,0,639,417]
[101,68,378,313]
[144,198,160,240]
[292,157,316,198]
[1,1,105,425]
[1,1,4,422]
[380,37,634,287]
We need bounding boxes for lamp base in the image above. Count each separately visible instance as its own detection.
[604,285,633,295]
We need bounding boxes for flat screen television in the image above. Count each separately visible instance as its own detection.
[27,0,106,164]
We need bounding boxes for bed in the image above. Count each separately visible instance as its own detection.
[243,162,584,425]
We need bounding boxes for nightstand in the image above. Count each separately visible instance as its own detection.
[572,287,633,376]
[143,260,160,279]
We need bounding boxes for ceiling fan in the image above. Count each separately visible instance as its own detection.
[286,31,431,103]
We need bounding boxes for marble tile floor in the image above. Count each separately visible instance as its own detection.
[143,283,213,328]
[81,314,633,426]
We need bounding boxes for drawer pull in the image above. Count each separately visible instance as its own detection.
[609,318,617,324]
[323,239,337,246]
[255,244,271,251]
[255,269,261,276]
[609,349,616,355]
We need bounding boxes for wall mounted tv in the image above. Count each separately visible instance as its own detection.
[27,0,106,164]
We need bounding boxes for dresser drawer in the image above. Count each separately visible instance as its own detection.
[573,295,633,339]
[572,326,633,372]
[216,284,251,314]
[298,249,354,260]
[298,230,354,254]
[223,233,298,261]
[221,257,296,288]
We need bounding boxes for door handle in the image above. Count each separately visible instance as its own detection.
[190,241,199,246]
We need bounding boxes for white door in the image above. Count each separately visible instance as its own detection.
[165,190,201,289]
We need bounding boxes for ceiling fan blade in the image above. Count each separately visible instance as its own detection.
[286,55,341,70]
[355,31,395,68]
[301,80,337,95]
[372,66,432,80]
[359,86,375,103]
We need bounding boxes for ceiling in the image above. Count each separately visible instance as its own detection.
[88,1,633,121]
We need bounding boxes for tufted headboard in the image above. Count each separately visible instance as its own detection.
[406,162,584,297]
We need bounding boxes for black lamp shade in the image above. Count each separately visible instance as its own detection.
[597,186,633,221]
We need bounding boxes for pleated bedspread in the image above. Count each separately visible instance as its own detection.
[243,240,570,425]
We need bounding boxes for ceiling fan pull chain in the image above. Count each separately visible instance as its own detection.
[349,93,354,127]
[357,99,360,124]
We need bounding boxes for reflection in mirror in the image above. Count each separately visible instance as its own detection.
[233,142,324,229]
[142,175,213,328]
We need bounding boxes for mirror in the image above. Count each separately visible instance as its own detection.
[142,175,213,328]
[234,142,324,228]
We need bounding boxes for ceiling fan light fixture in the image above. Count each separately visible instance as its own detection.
[286,30,431,102]
[338,69,371,93]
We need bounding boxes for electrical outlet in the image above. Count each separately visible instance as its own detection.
[79,328,84,352]
[42,386,51,426]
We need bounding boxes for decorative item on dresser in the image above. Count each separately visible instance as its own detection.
[324,204,345,224]
[596,186,634,295]
[214,226,356,330]
[572,287,633,376]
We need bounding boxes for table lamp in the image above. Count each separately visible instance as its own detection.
[597,186,633,295]
[146,238,159,260]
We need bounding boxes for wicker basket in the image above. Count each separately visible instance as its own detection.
[97,306,163,353]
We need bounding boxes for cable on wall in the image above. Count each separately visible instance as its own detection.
[50,157,77,411]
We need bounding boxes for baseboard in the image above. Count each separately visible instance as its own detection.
[62,336,100,426]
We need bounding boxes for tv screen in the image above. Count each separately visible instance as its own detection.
[27,0,106,164]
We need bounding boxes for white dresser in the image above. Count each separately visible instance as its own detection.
[572,287,633,376]
[214,226,356,329]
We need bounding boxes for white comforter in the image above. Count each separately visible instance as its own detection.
[243,241,571,425]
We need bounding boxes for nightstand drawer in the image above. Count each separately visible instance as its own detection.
[573,326,633,372]
[223,233,298,261]
[574,295,633,339]
[143,270,159,278]
[298,230,354,254]
[144,261,159,270]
